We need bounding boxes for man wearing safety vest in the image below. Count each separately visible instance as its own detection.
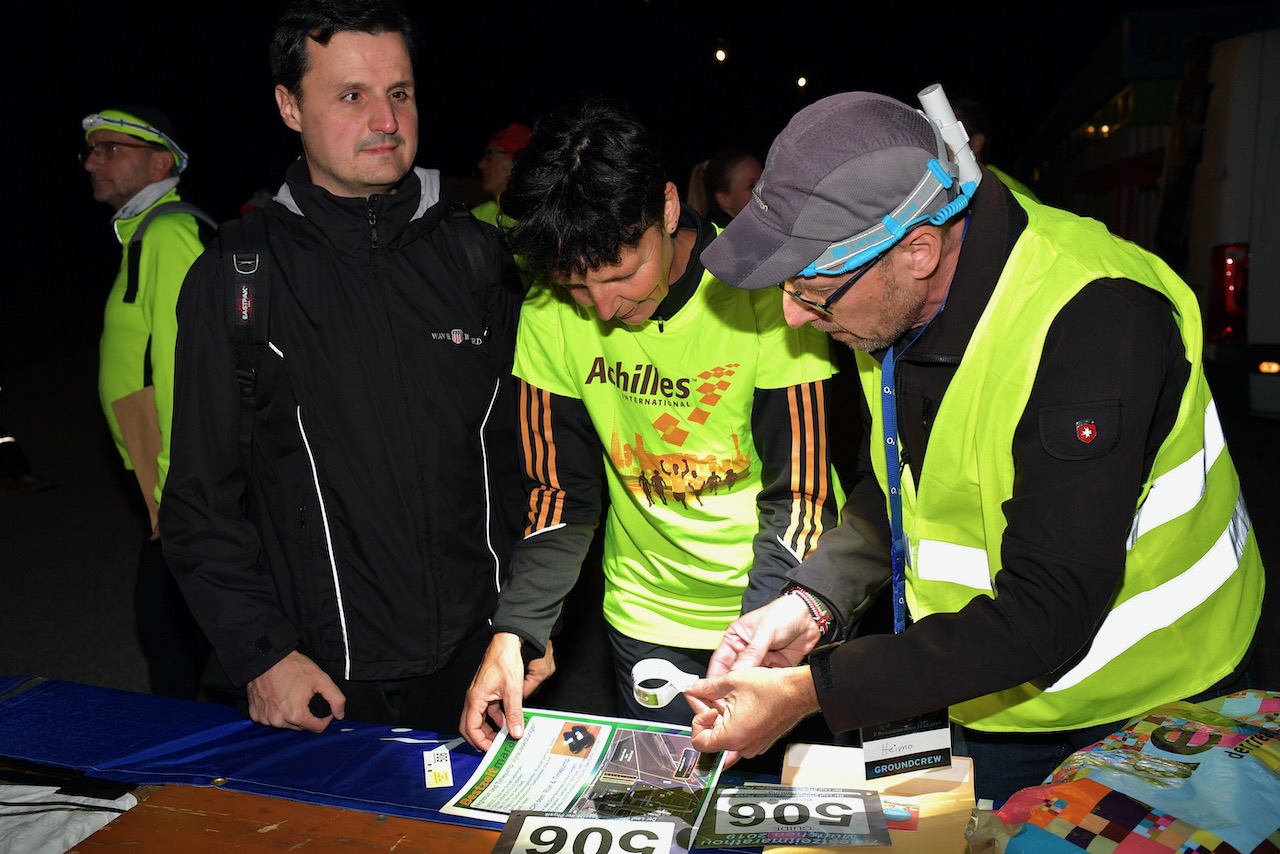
[81,105,215,700]
[683,89,1264,805]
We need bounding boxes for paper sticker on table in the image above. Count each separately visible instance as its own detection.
[492,812,690,854]
[693,784,891,848]
[860,707,951,780]
[423,744,452,788]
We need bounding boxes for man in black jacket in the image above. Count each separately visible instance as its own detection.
[161,0,530,733]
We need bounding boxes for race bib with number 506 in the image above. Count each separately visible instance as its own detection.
[493,812,686,854]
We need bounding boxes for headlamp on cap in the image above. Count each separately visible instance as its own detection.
[798,83,981,279]
[81,109,190,174]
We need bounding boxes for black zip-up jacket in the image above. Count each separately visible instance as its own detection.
[162,160,526,687]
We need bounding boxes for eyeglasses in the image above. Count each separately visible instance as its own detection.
[779,252,884,315]
[77,140,160,166]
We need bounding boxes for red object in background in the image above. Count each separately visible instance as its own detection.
[1205,243,1249,344]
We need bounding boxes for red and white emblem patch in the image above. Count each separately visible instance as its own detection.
[1076,419,1097,443]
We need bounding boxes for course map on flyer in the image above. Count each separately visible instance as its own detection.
[441,707,725,836]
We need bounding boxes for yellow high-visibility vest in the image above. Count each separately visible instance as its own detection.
[856,197,1263,731]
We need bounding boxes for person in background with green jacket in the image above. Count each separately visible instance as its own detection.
[684,89,1263,805]
[81,105,213,699]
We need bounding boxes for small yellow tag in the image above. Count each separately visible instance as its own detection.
[424,745,453,788]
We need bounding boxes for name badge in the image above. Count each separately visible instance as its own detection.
[860,707,952,780]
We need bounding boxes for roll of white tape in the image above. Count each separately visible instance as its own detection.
[631,658,700,708]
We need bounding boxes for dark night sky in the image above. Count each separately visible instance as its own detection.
[47,0,1228,212]
[15,0,1272,328]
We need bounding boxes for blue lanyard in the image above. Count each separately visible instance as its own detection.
[879,213,968,633]
[880,344,909,634]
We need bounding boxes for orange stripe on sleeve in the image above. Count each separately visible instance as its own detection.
[519,380,568,536]
[785,382,832,556]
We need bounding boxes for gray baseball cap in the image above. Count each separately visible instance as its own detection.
[703,91,962,290]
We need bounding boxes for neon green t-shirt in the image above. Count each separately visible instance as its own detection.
[514,268,841,648]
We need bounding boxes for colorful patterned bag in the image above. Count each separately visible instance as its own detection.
[967,690,1280,853]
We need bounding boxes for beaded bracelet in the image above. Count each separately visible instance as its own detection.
[785,586,832,635]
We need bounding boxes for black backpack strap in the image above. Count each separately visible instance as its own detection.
[128,200,219,389]
[222,207,271,350]
[125,200,219,303]
[219,207,271,474]
[446,202,495,338]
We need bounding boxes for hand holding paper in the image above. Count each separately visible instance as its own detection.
[460,633,556,752]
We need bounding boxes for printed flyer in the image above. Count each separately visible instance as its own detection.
[443,707,725,849]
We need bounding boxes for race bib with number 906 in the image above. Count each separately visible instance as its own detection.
[509,814,675,854]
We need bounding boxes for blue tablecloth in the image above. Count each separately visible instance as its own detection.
[0,675,761,853]
[0,675,501,830]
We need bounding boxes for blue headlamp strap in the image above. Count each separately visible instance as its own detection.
[799,83,982,281]
[797,160,976,278]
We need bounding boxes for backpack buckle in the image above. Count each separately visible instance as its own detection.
[233,252,260,276]
[235,366,257,396]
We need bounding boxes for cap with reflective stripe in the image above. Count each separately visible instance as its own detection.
[82,106,189,173]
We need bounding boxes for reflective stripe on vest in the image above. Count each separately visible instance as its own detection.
[1048,484,1252,693]
[1126,397,1226,547]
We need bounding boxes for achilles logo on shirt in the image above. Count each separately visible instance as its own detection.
[585,357,691,399]
[1076,419,1097,443]
[429,327,484,345]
